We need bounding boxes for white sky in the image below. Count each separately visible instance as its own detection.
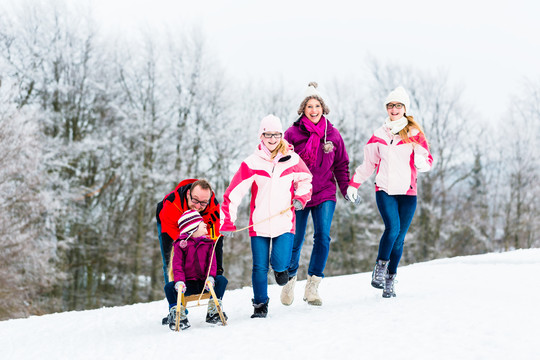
[87,0,540,111]
[16,0,540,111]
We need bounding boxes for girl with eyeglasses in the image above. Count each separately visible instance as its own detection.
[346,86,433,298]
[220,114,312,318]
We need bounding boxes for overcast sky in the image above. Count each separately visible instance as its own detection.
[38,0,540,111]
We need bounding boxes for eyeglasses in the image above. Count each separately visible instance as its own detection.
[262,133,282,139]
[189,193,209,207]
[386,103,404,109]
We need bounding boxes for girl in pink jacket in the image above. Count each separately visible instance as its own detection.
[347,86,433,298]
[220,114,312,318]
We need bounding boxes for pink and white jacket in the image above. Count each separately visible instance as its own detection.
[349,124,433,196]
[220,143,312,238]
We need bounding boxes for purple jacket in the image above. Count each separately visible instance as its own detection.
[172,234,217,283]
[284,117,350,207]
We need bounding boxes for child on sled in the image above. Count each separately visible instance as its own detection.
[164,209,228,330]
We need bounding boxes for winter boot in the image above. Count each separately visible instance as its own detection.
[303,275,323,306]
[206,299,228,324]
[274,270,289,286]
[371,259,389,289]
[168,305,191,331]
[382,273,397,298]
[280,275,297,306]
[251,298,269,318]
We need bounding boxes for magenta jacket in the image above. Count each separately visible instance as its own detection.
[172,234,217,283]
[284,117,350,207]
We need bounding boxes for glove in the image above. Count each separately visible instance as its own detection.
[346,186,360,204]
[174,281,186,293]
[205,276,215,291]
[220,231,234,238]
[414,153,430,172]
[292,199,303,211]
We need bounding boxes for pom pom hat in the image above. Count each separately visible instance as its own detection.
[258,114,283,138]
[385,86,410,113]
[177,209,204,236]
[297,81,330,115]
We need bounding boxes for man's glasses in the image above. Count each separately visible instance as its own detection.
[190,193,209,207]
[262,133,282,139]
[386,103,404,109]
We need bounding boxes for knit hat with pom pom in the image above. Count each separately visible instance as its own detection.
[177,209,204,236]
[298,81,330,115]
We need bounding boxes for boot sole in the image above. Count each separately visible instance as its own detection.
[304,297,322,306]
[371,281,384,289]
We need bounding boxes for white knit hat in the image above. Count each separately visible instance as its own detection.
[297,81,330,115]
[258,114,283,138]
[385,86,410,113]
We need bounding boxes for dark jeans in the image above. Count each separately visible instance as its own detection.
[164,275,228,308]
[375,191,417,274]
[157,223,169,283]
[288,200,336,278]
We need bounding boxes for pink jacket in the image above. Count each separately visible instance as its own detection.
[350,125,433,195]
[220,144,312,237]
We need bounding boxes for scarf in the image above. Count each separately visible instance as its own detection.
[299,115,326,168]
[260,141,285,164]
[384,117,408,135]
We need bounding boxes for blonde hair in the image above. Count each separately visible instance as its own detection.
[398,114,428,145]
[270,139,289,159]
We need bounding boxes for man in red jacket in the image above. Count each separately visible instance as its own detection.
[156,179,223,283]
[157,179,224,326]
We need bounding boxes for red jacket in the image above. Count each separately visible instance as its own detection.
[157,179,221,241]
[156,179,223,275]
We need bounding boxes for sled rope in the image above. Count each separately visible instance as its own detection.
[174,204,293,306]
[232,204,294,233]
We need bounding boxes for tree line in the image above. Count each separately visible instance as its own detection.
[0,1,538,320]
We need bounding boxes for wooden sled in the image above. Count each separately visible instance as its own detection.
[174,280,227,331]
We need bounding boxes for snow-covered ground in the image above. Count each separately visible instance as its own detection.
[1,249,539,360]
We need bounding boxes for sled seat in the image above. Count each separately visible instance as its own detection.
[182,292,211,308]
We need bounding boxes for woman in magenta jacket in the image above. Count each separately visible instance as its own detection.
[280,82,350,307]
[347,86,433,298]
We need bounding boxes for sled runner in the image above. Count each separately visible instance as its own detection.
[174,280,227,331]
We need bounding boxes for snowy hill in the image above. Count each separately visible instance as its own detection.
[1,249,539,360]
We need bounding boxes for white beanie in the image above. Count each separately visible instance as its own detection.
[258,114,283,138]
[303,81,326,102]
[385,86,410,113]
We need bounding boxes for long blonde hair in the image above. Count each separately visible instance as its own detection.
[398,114,428,145]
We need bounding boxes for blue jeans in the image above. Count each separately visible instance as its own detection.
[288,200,336,278]
[375,191,417,274]
[251,233,294,304]
[164,275,228,308]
